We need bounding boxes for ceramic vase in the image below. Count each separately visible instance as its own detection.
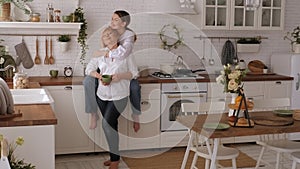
[292,43,300,54]
[228,93,238,117]
[59,42,69,53]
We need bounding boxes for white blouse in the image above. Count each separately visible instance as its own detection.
[85,54,138,101]
[108,30,135,60]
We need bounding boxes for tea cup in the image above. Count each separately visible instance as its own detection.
[50,70,59,78]
[102,74,112,84]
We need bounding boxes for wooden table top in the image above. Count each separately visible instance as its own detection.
[177,111,300,139]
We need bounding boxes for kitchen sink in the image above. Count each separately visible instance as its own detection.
[10,88,54,105]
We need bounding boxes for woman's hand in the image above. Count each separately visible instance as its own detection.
[111,74,121,82]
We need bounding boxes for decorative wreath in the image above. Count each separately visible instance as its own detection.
[159,24,184,51]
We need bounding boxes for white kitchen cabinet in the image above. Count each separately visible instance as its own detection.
[257,0,285,30]
[127,84,161,149]
[202,0,230,30]
[230,0,258,30]
[43,85,95,154]
[264,81,292,99]
[202,0,285,30]
[0,125,55,169]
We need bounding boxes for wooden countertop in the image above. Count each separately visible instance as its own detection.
[28,74,293,86]
[0,105,57,127]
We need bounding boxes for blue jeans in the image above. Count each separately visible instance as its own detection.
[96,96,128,161]
[83,76,141,115]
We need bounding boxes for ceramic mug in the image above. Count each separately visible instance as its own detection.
[50,70,58,78]
[102,74,112,84]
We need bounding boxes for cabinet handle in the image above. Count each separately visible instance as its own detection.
[275,81,282,85]
[141,101,149,105]
[64,86,72,90]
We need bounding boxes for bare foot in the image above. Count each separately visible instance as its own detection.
[103,160,111,166]
[109,161,119,169]
[89,113,99,129]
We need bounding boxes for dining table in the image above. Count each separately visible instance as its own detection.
[176,111,300,169]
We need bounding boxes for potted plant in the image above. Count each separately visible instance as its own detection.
[284,26,300,53]
[57,35,71,52]
[74,7,88,66]
[0,0,33,21]
[237,37,261,53]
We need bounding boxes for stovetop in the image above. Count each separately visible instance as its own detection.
[151,72,205,79]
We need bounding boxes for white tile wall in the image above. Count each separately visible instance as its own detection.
[0,0,299,76]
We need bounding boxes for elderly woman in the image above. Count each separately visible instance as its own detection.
[85,26,139,169]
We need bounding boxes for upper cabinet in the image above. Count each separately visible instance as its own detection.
[202,0,285,30]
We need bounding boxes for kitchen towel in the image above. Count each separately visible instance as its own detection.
[15,39,34,69]
[221,40,235,65]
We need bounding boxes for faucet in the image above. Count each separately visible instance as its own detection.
[0,65,16,73]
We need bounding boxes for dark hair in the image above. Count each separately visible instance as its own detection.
[114,10,137,42]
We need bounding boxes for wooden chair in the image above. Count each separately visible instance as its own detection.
[180,102,239,169]
[253,98,300,169]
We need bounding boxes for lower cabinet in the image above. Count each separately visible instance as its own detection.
[127,84,161,150]
[44,85,96,154]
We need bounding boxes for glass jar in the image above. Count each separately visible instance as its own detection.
[46,3,54,22]
[13,72,29,89]
[30,13,41,22]
[54,9,61,22]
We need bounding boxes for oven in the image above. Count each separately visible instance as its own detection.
[160,83,207,131]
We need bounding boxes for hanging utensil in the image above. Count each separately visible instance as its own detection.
[49,37,55,64]
[34,37,41,64]
[44,37,49,65]
[209,39,215,65]
[201,39,206,63]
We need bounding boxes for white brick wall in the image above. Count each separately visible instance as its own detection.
[0,0,299,76]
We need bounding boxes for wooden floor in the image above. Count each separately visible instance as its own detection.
[55,143,297,169]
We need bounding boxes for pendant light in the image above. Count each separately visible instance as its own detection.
[244,0,260,11]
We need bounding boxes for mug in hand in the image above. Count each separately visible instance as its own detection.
[102,74,112,84]
[50,70,59,78]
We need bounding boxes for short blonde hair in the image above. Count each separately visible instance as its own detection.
[101,26,120,48]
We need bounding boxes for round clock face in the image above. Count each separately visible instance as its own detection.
[64,67,73,77]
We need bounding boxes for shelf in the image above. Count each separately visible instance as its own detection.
[0,22,82,36]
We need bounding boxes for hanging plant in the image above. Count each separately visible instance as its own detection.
[74,7,88,65]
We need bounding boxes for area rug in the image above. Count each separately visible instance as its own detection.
[122,147,256,169]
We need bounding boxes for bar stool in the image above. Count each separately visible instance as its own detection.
[291,152,300,169]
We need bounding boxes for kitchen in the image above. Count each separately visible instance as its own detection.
[0,0,299,169]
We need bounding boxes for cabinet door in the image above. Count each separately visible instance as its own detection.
[44,85,95,154]
[230,0,258,30]
[257,0,285,30]
[202,0,230,30]
[264,81,292,99]
[127,84,161,149]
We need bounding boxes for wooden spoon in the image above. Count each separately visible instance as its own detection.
[49,37,55,64]
[44,37,49,65]
[34,37,41,64]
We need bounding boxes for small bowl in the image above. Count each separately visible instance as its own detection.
[102,74,112,84]
[62,15,70,22]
